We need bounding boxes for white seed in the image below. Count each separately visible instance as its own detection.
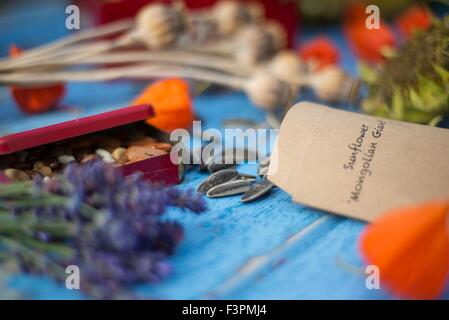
[58,155,75,164]
[102,157,116,164]
[96,148,112,159]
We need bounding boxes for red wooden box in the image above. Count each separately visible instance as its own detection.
[0,105,182,185]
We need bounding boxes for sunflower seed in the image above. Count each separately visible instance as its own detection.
[235,173,257,181]
[197,169,238,194]
[207,162,235,173]
[206,179,253,198]
[257,166,269,177]
[259,156,271,168]
[241,180,274,203]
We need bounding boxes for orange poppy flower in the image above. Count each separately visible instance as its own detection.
[343,4,396,63]
[298,37,340,70]
[8,44,66,114]
[133,78,194,132]
[360,200,449,299]
[396,5,432,39]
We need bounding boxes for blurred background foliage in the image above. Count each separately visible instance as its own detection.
[299,0,443,23]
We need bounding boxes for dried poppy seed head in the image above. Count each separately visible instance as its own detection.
[245,71,292,111]
[246,2,265,23]
[308,66,358,103]
[212,0,248,35]
[266,21,287,51]
[233,24,284,66]
[268,50,305,82]
[135,3,187,49]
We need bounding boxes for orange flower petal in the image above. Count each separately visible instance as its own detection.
[8,44,66,114]
[396,5,432,39]
[343,4,396,63]
[133,78,194,132]
[298,37,340,70]
[10,85,65,114]
[360,201,449,299]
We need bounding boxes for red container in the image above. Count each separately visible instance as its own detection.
[0,105,182,185]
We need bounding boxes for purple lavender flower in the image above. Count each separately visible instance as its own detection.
[1,160,207,299]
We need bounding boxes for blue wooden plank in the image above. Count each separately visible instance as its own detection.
[232,218,392,300]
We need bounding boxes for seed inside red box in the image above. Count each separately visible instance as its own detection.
[0,105,182,185]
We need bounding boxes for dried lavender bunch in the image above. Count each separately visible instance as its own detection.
[0,160,206,299]
[360,15,449,125]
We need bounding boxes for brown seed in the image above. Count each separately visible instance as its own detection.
[33,161,45,171]
[125,146,167,162]
[128,137,158,147]
[3,168,30,182]
[38,166,53,177]
[153,142,172,152]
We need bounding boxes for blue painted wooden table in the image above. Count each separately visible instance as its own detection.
[1,0,444,300]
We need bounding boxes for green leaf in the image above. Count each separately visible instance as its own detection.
[358,63,379,84]
[428,115,443,127]
[391,88,404,120]
[433,64,449,84]
[408,89,424,110]
[402,108,439,124]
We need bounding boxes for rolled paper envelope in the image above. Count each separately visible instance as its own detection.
[267,102,449,221]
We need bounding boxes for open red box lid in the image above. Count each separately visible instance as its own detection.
[0,105,155,155]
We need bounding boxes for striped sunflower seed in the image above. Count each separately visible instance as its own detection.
[207,162,235,173]
[206,179,254,198]
[241,180,274,203]
[259,156,271,168]
[257,166,269,177]
[235,173,257,181]
[197,169,238,194]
